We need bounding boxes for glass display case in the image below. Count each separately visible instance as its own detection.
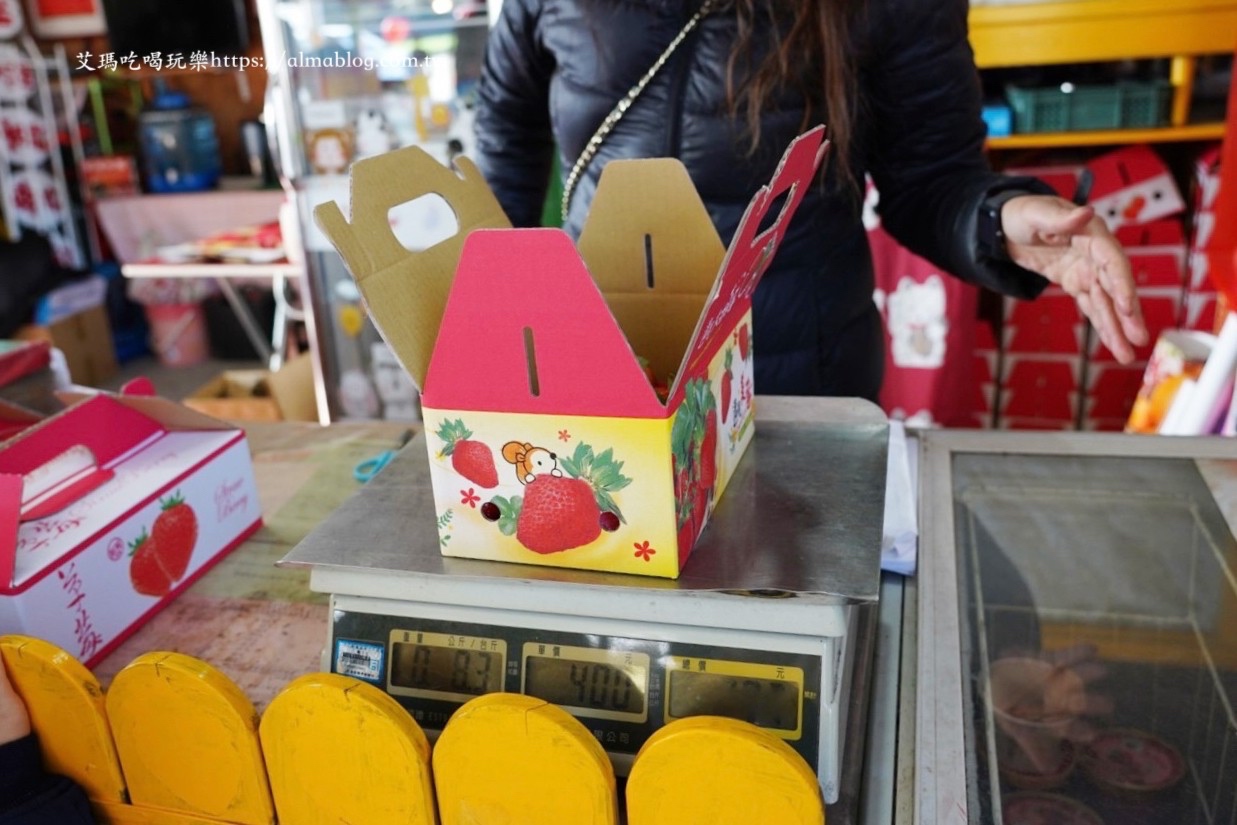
[257,0,489,420]
[910,432,1237,825]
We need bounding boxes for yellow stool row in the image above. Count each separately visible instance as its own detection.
[1,634,825,824]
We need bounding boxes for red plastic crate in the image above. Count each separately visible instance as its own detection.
[1085,363,1146,420]
[1005,290,1083,327]
[1001,354,1084,392]
[1090,292,1181,362]
[1126,251,1184,289]
[1001,388,1079,421]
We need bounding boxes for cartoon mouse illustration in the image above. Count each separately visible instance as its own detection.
[501,441,563,484]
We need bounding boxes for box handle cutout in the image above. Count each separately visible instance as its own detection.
[644,233,655,289]
[523,327,541,397]
[20,445,114,522]
[387,193,460,252]
[755,185,795,241]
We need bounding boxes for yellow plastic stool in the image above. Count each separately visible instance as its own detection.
[626,716,825,825]
[260,673,436,825]
[105,652,275,825]
[0,635,126,803]
[433,692,618,825]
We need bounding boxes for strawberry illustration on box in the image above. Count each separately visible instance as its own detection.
[128,492,200,597]
[0,389,262,666]
[316,128,827,578]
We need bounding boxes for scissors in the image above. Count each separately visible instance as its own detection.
[353,429,414,483]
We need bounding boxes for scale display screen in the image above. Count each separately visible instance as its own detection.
[387,631,507,702]
[668,671,800,732]
[522,644,649,723]
[331,613,822,764]
[666,659,804,738]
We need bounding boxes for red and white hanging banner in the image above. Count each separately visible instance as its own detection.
[0,44,35,102]
[0,0,24,39]
[1,105,51,165]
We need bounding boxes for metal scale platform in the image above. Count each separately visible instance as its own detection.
[281,397,887,808]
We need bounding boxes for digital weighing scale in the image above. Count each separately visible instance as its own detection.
[281,397,887,806]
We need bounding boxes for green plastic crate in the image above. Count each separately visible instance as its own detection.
[1006,80,1171,133]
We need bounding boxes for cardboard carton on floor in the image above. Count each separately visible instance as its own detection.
[0,389,263,666]
[316,128,827,578]
[183,356,319,423]
[16,305,118,388]
[184,370,281,422]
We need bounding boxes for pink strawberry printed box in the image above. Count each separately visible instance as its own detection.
[317,128,828,579]
[0,389,262,667]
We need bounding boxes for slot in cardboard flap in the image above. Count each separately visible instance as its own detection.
[315,148,513,388]
[669,126,829,405]
[423,229,664,417]
[578,159,728,388]
[578,158,726,295]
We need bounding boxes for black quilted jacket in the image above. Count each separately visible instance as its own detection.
[0,735,95,825]
[474,0,1050,399]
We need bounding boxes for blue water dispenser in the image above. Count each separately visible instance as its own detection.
[138,87,222,193]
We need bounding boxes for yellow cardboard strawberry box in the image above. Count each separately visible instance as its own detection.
[315,128,827,578]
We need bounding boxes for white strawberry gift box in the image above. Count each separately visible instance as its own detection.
[316,128,827,579]
[0,386,262,667]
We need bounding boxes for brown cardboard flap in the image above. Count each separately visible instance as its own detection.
[605,295,711,390]
[578,159,724,296]
[314,149,511,388]
[577,158,725,389]
[268,356,319,422]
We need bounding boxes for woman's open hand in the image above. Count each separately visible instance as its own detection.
[1001,194,1149,363]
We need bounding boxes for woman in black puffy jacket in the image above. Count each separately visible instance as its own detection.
[474,0,1147,398]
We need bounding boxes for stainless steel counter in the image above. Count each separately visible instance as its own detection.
[283,396,888,603]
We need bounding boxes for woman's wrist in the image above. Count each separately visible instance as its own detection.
[977,189,1031,263]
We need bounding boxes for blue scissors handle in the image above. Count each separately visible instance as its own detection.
[353,450,395,483]
[353,429,414,483]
